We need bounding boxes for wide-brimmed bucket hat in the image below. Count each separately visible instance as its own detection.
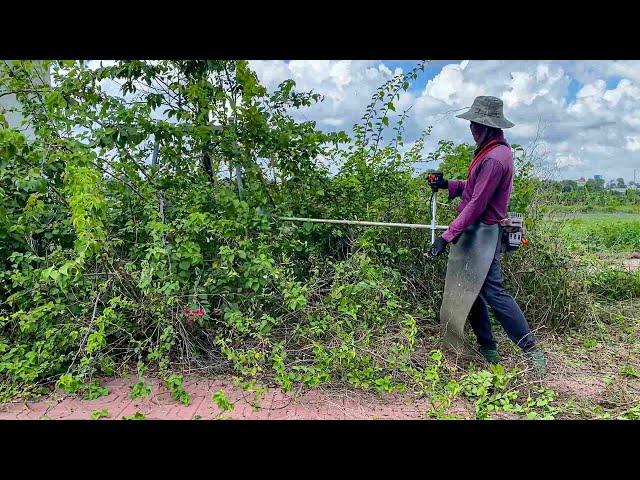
[456,95,515,129]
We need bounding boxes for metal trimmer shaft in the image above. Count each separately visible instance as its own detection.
[278,216,449,231]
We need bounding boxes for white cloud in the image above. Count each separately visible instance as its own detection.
[249,60,640,181]
[555,153,584,168]
[86,60,118,69]
[422,62,483,106]
[502,65,565,108]
[77,60,640,182]
[401,61,576,175]
[625,135,640,151]
[321,117,345,127]
[510,122,540,138]
[249,60,402,130]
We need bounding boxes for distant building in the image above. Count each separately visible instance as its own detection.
[577,176,586,187]
[611,187,627,194]
[594,174,603,181]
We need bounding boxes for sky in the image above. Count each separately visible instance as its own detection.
[247,60,640,183]
[81,60,640,183]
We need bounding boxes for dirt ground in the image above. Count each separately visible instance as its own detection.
[539,300,640,418]
[596,251,640,272]
[1,302,637,420]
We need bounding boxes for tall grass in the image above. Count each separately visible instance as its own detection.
[554,215,640,253]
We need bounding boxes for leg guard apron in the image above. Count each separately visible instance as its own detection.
[440,222,500,353]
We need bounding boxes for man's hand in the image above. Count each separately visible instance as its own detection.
[430,235,449,256]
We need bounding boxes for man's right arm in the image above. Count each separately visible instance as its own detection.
[447,180,467,199]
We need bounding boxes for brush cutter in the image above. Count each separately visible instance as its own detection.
[278,171,528,253]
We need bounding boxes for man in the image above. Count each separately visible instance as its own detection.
[428,95,547,375]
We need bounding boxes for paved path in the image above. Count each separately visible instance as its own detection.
[0,376,467,420]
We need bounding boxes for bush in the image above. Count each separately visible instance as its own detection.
[502,220,595,330]
[0,60,598,400]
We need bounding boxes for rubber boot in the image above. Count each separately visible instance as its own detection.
[479,346,501,364]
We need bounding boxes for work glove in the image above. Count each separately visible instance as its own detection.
[430,235,449,256]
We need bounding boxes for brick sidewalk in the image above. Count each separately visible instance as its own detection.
[0,376,469,420]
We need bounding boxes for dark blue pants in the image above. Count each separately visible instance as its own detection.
[468,230,536,352]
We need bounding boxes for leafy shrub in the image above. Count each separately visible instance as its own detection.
[0,60,597,401]
[502,221,595,330]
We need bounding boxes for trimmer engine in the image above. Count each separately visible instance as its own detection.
[499,212,528,252]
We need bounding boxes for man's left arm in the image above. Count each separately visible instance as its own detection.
[441,158,505,243]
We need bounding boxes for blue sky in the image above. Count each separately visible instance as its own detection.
[82,60,640,183]
[249,60,640,182]
[382,60,452,92]
[566,78,581,103]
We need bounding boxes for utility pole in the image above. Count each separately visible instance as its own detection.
[151,134,166,225]
[230,112,243,200]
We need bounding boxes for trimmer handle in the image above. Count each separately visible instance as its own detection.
[427,171,444,192]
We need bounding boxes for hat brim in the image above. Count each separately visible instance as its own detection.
[456,111,515,129]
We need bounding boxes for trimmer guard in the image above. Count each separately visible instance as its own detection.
[440,223,500,354]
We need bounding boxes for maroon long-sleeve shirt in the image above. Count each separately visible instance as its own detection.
[441,134,513,243]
